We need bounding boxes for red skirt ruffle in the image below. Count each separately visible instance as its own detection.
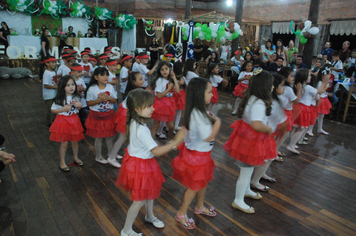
[49,114,84,142]
[114,103,127,134]
[293,104,315,127]
[210,86,218,103]
[171,143,215,191]
[85,110,116,138]
[233,83,248,98]
[316,97,332,114]
[310,105,318,125]
[116,152,165,201]
[174,89,186,110]
[223,120,271,166]
[284,110,294,132]
[151,96,176,122]
[264,135,278,159]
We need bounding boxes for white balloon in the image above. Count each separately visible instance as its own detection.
[220,37,226,42]
[52,10,56,14]
[307,27,319,35]
[199,31,204,38]
[209,22,214,28]
[212,32,217,37]
[238,29,243,35]
[234,23,240,30]
[77,6,81,10]
[225,32,232,39]
[81,8,86,13]
[48,7,52,11]
[195,27,201,32]
[78,12,82,17]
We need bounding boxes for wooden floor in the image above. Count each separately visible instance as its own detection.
[1,78,356,236]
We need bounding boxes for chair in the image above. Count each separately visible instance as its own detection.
[341,82,356,123]
[222,64,232,91]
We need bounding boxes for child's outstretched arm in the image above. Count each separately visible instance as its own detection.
[151,128,186,157]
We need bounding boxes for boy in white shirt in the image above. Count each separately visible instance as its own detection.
[330,51,343,80]
[138,54,158,88]
[79,51,94,84]
[42,57,58,129]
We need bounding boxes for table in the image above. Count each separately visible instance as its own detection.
[336,82,356,122]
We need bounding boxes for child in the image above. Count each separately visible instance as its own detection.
[171,77,220,229]
[138,53,158,88]
[85,67,117,164]
[330,51,343,80]
[224,70,274,214]
[347,49,356,68]
[150,61,180,141]
[231,61,254,115]
[89,55,98,70]
[116,89,186,236]
[70,63,87,128]
[183,58,199,85]
[173,62,186,131]
[109,72,146,168]
[105,59,119,92]
[57,54,71,78]
[119,54,133,100]
[165,53,174,67]
[205,63,228,112]
[99,54,109,67]
[286,68,329,154]
[49,76,84,171]
[42,56,58,129]
[131,55,140,72]
[79,51,94,85]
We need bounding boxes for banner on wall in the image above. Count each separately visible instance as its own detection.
[31,14,62,35]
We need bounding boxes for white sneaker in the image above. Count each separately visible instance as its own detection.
[107,158,121,168]
[120,230,143,236]
[145,215,165,228]
[116,155,123,160]
[95,156,108,164]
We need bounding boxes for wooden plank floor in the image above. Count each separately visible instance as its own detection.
[1,78,356,236]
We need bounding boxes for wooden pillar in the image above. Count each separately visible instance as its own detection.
[303,0,320,68]
[185,0,192,19]
[232,0,244,54]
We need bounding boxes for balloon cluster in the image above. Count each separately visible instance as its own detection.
[115,14,137,30]
[290,20,319,44]
[70,0,88,18]
[181,21,243,43]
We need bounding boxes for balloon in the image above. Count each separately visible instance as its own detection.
[183,35,188,41]
[195,27,201,32]
[225,31,232,39]
[206,28,212,34]
[308,27,319,35]
[205,34,212,41]
[231,31,239,39]
[212,32,217,38]
[299,36,307,44]
[148,20,152,25]
[196,23,201,27]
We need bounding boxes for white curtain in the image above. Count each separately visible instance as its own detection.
[121,24,136,53]
[0,11,32,36]
[62,17,91,36]
[272,22,295,34]
[330,20,356,36]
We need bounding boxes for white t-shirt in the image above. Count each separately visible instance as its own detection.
[331,60,342,80]
[231,57,240,66]
[220,45,231,60]
[138,64,150,87]
[57,64,70,77]
[268,99,288,132]
[317,81,327,98]
[299,85,317,106]
[238,71,253,84]
[242,95,268,126]
[51,96,80,116]
[42,70,57,100]
[79,62,94,84]
[121,98,127,109]
[279,85,297,110]
[155,77,173,97]
[120,67,129,94]
[185,109,213,152]
[108,70,118,91]
[128,120,158,159]
[75,78,87,107]
[132,62,140,72]
[86,84,117,112]
[185,71,199,85]
[210,75,223,87]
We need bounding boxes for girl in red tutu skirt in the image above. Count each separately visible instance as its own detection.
[116,89,186,236]
[150,61,180,141]
[85,67,117,164]
[171,77,221,229]
[49,75,84,172]
[223,70,274,214]
[205,63,228,113]
[231,61,254,115]
[173,62,186,131]
[287,67,330,154]
[109,72,146,168]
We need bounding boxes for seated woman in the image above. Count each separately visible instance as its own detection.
[67,26,76,37]
[99,20,109,38]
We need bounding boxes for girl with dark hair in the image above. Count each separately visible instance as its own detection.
[0,22,10,48]
[109,72,145,167]
[116,89,186,236]
[172,77,220,229]
[243,51,254,62]
[275,39,288,66]
[173,62,186,131]
[205,63,227,112]
[183,58,199,85]
[231,61,254,115]
[67,26,76,37]
[39,28,51,80]
[85,67,117,165]
[150,61,180,141]
[286,68,329,154]
[224,70,274,214]
[119,54,133,100]
[261,40,275,64]
[49,75,84,171]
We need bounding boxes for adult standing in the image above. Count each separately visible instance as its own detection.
[321,41,334,62]
[39,28,51,80]
[0,22,10,48]
[339,41,351,63]
[194,39,204,61]
[99,20,109,38]
[149,37,159,66]
[287,40,298,65]
[275,39,289,66]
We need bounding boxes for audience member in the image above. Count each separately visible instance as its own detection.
[339,41,351,63]
[321,41,334,61]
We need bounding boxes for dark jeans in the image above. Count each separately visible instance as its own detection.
[328,92,339,106]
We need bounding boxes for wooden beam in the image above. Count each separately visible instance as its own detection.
[185,0,192,19]
[232,0,244,54]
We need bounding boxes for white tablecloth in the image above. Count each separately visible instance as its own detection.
[79,38,108,52]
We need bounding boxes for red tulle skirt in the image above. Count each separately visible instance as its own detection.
[223,120,273,166]
[316,97,332,114]
[114,103,127,134]
[233,83,248,98]
[116,152,165,201]
[211,86,218,103]
[49,114,84,142]
[310,105,318,125]
[85,110,116,138]
[171,143,215,191]
[284,110,294,132]
[264,135,278,159]
[293,104,316,128]
[174,89,186,110]
[151,96,176,122]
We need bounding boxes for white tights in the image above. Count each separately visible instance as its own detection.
[122,200,155,235]
[108,133,126,160]
[234,167,256,209]
[95,137,113,159]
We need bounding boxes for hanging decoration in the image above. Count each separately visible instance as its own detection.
[175,21,184,62]
[142,18,155,36]
[290,20,319,44]
[186,21,194,59]
[181,21,243,43]
[0,0,137,30]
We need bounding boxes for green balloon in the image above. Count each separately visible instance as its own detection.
[300,36,308,44]
[231,31,239,39]
[196,23,201,27]
[183,35,188,41]
[148,20,152,25]
[205,34,212,41]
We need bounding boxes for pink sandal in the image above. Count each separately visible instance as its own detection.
[194,206,217,217]
[175,211,195,229]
